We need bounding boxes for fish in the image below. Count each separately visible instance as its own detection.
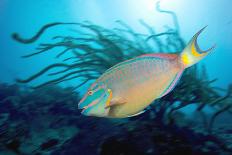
[78,27,215,118]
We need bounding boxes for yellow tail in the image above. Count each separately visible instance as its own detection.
[179,26,216,68]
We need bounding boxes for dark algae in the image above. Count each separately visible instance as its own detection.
[40,139,59,151]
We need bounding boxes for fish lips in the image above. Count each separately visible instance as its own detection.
[79,98,100,113]
[78,93,89,109]
[80,93,111,117]
[78,92,104,112]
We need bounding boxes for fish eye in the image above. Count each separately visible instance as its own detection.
[88,90,93,95]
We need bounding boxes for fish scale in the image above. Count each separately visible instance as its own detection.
[95,56,181,117]
[100,56,175,86]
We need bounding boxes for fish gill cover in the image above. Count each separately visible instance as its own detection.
[0,1,231,155]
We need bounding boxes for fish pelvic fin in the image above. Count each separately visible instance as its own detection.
[179,26,216,69]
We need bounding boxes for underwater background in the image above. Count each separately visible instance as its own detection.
[0,0,232,154]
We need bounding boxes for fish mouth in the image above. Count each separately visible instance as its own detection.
[79,91,109,115]
[78,93,89,109]
[80,99,100,113]
[78,94,100,110]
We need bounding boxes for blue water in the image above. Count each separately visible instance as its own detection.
[0,0,232,154]
[1,0,232,87]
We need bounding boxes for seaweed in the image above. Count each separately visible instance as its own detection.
[13,2,185,90]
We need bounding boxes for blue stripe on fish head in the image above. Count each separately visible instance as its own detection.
[78,84,105,109]
[81,91,111,117]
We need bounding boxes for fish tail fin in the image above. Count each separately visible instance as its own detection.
[179,26,216,69]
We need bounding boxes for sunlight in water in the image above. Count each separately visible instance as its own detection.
[135,0,158,12]
[69,0,163,21]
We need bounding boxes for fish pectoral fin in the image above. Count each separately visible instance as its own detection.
[105,97,126,109]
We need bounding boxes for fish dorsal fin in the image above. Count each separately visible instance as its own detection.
[139,53,178,60]
[127,110,146,117]
[105,97,126,109]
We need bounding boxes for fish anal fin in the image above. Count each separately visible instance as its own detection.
[105,97,126,109]
[127,110,146,117]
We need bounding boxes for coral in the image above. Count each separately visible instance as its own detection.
[0,82,232,155]
[0,83,80,154]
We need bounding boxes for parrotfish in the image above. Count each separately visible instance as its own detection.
[78,27,215,118]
